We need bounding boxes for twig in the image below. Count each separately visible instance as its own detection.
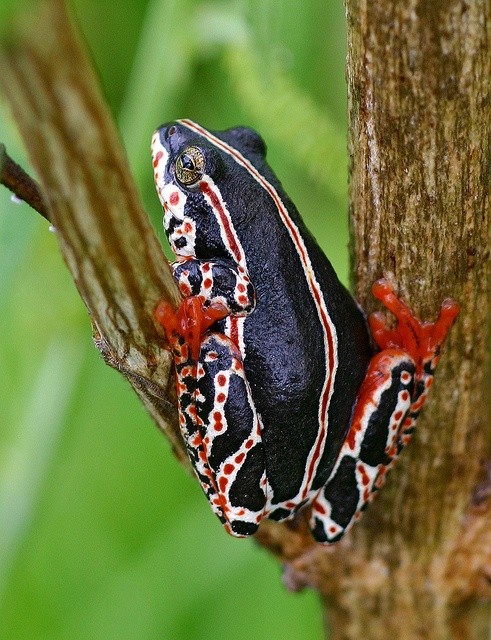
[0,143,50,221]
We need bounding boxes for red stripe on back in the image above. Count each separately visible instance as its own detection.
[199,181,243,265]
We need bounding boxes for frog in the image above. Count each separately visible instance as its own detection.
[151,119,459,543]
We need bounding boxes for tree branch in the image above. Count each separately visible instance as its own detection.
[0,144,50,220]
[0,0,186,464]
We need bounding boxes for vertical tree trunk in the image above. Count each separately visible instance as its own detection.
[338,0,491,637]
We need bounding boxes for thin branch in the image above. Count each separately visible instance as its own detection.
[0,143,50,221]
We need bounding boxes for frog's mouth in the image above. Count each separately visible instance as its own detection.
[152,130,200,259]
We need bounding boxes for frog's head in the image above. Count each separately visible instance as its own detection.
[151,120,268,261]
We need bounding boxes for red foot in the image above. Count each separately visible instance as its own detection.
[369,279,460,373]
[155,296,229,361]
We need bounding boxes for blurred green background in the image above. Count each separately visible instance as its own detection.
[0,0,348,638]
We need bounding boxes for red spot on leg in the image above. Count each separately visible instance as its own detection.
[187,405,197,418]
[357,464,370,486]
[346,420,362,450]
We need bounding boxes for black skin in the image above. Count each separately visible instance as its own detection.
[158,122,373,507]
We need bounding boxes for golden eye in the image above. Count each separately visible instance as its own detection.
[175,146,205,187]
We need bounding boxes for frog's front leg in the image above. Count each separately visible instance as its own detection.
[172,257,256,316]
[310,280,460,544]
[155,295,267,537]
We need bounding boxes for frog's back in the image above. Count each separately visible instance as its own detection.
[208,130,373,504]
[240,208,372,504]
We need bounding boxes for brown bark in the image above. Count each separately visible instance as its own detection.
[1,1,489,639]
[0,0,188,465]
[258,2,491,638]
[326,0,490,637]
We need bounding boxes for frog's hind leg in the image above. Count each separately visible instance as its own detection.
[195,332,268,536]
[176,328,268,537]
[309,280,459,544]
[310,351,415,543]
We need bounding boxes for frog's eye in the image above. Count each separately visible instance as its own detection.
[175,146,205,187]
